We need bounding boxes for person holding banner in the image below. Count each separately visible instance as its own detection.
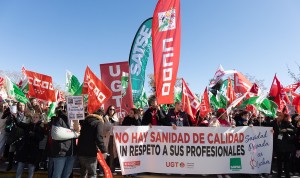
[273,112,296,178]
[167,101,190,129]
[103,105,119,175]
[77,109,107,178]
[141,96,167,126]
[122,108,141,126]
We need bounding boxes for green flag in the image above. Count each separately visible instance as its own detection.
[217,91,228,108]
[121,72,129,97]
[5,76,29,104]
[134,88,148,108]
[66,70,80,95]
[47,102,57,121]
[129,18,152,103]
[210,92,220,110]
[174,86,182,102]
[239,96,259,109]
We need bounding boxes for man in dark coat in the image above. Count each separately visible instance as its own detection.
[167,102,190,127]
[141,96,167,126]
[77,109,107,178]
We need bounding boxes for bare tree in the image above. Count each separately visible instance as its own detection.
[245,73,267,91]
[148,73,183,95]
[287,63,300,83]
[0,70,22,83]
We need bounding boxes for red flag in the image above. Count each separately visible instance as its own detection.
[284,83,300,92]
[269,74,281,98]
[25,70,56,102]
[83,66,112,114]
[292,95,300,114]
[152,0,181,104]
[249,83,259,95]
[199,87,211,118]
[181,79,200,124]
[269,75,290,112]
[56,90,66,102]
[226,78,236,105]
[100,62,134,118]
[0,77,4,87]
[234,72,252,94]
[97,151,113,178]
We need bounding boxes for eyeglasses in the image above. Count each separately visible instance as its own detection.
[110,108,115,111]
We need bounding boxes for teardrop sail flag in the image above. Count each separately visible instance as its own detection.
[152,0,181,104]
[129,18,152,104]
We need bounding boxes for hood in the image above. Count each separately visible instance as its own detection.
[85,114,104,125]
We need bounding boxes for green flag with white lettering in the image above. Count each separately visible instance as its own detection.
[129,18,152,103]
[66,70,80,95]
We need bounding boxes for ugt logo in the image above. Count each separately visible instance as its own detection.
[158,9,176,31]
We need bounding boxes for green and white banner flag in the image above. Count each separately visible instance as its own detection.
[134,88,148,108]
[174,86,182,103]
[47,102,57,121]
[5,76,29,104]
[121,72,129,97]
[129,18,152,103]
[66,70,80,95]
[240,96,278,118]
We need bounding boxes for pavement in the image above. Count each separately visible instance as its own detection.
[0,160,300,178]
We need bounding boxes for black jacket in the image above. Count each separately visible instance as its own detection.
[14,120,44,164]
[141,107,167,126]
[273,120,296,153]
[77,114,106,157]
[49,111,76,157]
[166,108,190,126]
[122,116,141,126]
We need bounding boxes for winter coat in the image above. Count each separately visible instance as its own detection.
[141,107,167,126]
[103,115,119,159]
[122,116,141,126]
[166,108,190,127]
[273,120,297,153]
[77,114,106,157]
[49,111,76,157]
[14,120,44,164]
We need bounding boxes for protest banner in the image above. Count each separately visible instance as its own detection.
[113,126,273,175]
[66,96,85,120]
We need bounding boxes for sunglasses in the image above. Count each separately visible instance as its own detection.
[110,108,115,111]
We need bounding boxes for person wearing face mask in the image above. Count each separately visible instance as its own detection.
[236,111,251,126]
[13,112,44,178]
[122,108,141,126]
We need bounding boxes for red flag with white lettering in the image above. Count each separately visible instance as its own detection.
[25,70,56,102]
[269,74,290,112]
[199,87,211,118]
[284,83,300,92]
[181,79,199,124]
[234,72,252,94]
[100,62,134,118]
[152,0,181,104]
[82,66,112,114]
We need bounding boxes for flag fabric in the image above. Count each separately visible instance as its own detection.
[83,66,112,114]
[129,18,152,103]
[284,83,300,92]
[249,83,260,95]
[134,88,148,108]
[97,151,113,178]
[18,66,29,94]
[181,79,200,124]
[226,77,236,105]
[209,92,220,110]
[174,85,182,102]
[226,93,247,115]
[269,74,290,112]
[100,62,134,117]
[152,0,181,104]
[66,70,81,95]
[4,76,29,104]
[292,95,300,114]
[269,74,281,98]
[209,65,236,87]
[74,83,83,96]
[234,72,252,94]
[199,87,211,118]
[56,90,66,102]
[217,91,228,109]
[121,72,129,97]
[25,70,56,102]
[47,102,57,121]
[0,77,4,87]
[239,96,278,118]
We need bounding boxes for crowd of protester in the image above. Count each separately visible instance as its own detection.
[0,95,299,178]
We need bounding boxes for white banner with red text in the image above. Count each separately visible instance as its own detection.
[113,126,273,175]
